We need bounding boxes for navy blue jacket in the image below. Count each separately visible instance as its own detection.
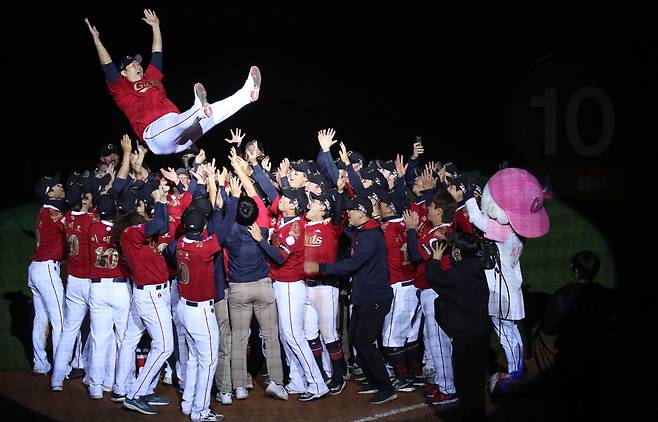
[319,219,393,305]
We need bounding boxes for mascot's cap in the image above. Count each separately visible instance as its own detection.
[487,168,549,238]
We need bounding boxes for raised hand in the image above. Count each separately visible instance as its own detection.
[411,141,424,160]
[338,142,350,165]
[160,167,179,184]
[229,176,243,198]
[336,171,347,193]
[432,241,448,261]
[278,158,290,177]
[142,9,160,27]
[195,149,207,164]
[84,18,100,38]
[402,209,419,230]
[318,128,338,152]
[225,128,246,146]
[247,223,263,242]
[217,167,228,187]
[261,156,272,172]
[120,134,132,153]
[395,154,407,177]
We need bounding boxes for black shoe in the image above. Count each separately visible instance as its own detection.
[369,389,398,404]
[409,375,426,387]
[328,378,346,395]
[66,368,85,380]
[358,384,378,394]
[354,373,367,382]
[111,392,126,403]
[297,391,327,402]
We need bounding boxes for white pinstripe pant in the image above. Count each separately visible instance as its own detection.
[420,289,455,394]
[491,316,524,374]
[28,260,64,374]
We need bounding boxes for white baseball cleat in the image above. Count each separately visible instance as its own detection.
[249,66,261,102]
[194,83,213,117]
[265,381,289,401]
[215,391,233,405]
[234,387,249,400]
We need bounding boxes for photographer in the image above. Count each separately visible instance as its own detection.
[426,233,493,422]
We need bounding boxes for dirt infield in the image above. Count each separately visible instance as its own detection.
[0,371,451,421]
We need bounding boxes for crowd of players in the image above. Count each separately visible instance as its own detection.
[28,128,518,422]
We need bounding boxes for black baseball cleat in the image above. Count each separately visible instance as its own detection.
[328,378,346,395]
[369,389,398,404]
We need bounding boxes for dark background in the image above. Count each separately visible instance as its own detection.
[7,3,640,273]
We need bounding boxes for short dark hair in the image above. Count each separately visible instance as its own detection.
[453,233,480,259]
[571,250,600,281]
[236,196,259,226]
[431,191,457,223]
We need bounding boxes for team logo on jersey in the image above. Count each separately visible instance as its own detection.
[178,263,190,284]
[285,235,296,246]
[304,233,323,247]
[68,235,79,256]
[133,79,162,93]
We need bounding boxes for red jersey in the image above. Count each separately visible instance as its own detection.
[381,217,415,284]
[409,201,430,238]
[120,224,169,286]
[32,205,66,261]
[269,217,305,282]
[64,211,96,278]
[304,218,342,278]
[452,205,474,234]
[88,221,129,279]
[108,64,179,141]
[175,236,220,302]
[167,191,192,239]
[414,223,453,289]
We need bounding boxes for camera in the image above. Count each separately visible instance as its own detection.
[478,238,499,270]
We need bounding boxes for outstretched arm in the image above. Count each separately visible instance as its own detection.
[142,9,162,53]
[84,18,112,65]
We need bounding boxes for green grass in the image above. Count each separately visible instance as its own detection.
[0,200,616,371]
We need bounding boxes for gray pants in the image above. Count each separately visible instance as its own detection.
[213,297,232,393]
[228,277,282,387]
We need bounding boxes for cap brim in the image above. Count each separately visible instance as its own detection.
[507,208,550,238]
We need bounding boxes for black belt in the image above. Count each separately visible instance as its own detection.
[91,278,128,283]
[136,281,169,290]
[400,280,414,287]
[184,299,215,307]
[305,279,339,288]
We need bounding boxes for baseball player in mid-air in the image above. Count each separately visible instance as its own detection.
[84,9,261,156]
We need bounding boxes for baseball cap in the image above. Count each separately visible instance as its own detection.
[99,143,118,157]
[35,175,60,200]
[306,171,327,186]
[487,168,550,239]
[380,191,407,215]
[344,194,373,217]
[96,194,117,220]
[348,151,365,167]
[65,182,84,208]
[290,159,312,175]
[182,208,206,233]
[190,195,212,217]
[118,53,142,71]
[117,190,138,213]
[378,160,396,173]
[244,139,265,154]
[282,188,309,214]
[175,167,189,176]
[310,191,335,215]
[362,169,387,189]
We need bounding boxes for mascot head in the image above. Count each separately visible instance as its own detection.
[480,168,549,239]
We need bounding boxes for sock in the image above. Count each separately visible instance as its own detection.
[405,341,422,378]
[308,337,328,380]
[326,340,346,382]
[385,346,409,380]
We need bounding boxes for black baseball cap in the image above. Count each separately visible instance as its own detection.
[380,191,407,215]
[379,160,396,173]
[117,190,138,213]
[306,171,327,186]
[118,53,142,71]
[35,175,61,200]
[190,195,212,217]
[99,143,118,157]
[344,194,373,217]
[282,188,309,214]
[362,169,387,189]
[182,208,206,233]
[290,159,312,175]
[97,194,117,220]
[310,191,335,215]
[347,151,365,167]
[65,182,84,208]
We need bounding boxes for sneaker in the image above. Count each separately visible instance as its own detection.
[357,384,379,394]
[143,393,170,406]
[66,368,85,380]
[424,384,440,398]
[284,383,306,395]
[265,381,288,401]
[192,411,225,422]
[426,391,458,405]
[111,392,126,403]
[369,389,398,404]
[123,396,157,415]
[248,66,261,102]
[297,391,327,402]
[391,377,415,393]
[194,83,213,118]
[90,392,103,400]
[215,391,233,405]
[234,387,249,400]
[51,385,63,392]
[328,378,346,396]
[182,403,191,415]
[410,375,426,387]
[351,364,364,376]
[353,373,367,382]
